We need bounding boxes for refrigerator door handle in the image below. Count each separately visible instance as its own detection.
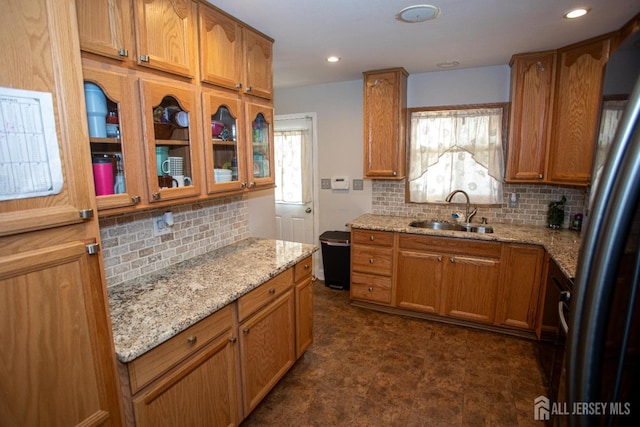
[558,291,571,334]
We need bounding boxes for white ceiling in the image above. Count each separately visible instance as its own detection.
[207,0,640,90]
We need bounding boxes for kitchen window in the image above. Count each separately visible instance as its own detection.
[407,104,507,204]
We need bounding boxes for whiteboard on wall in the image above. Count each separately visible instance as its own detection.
[0,87,64,201]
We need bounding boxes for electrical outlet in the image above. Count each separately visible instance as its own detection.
[321,178,331,189]
[353,179,364,191]
[508,193,520,208]
[153,216,171,237]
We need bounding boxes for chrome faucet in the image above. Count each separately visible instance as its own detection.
[445,189,477,224]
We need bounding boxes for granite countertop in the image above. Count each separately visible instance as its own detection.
[348,213,581,279]
[108,237,318,363]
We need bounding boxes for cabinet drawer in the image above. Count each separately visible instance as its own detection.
[238,268,294,322]
[352,245,393,276]
[352,229,394,247]
[351,272,392,304]
[399,234,501,258]
[294,256,312,282]
[128,304,233,394]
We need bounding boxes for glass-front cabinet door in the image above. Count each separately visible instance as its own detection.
[245,100,274,189]
[139,79,201,203]
[83,68,142,211]
[202,88,246,193]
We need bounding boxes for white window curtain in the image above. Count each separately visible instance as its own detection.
[408,107,505,204]
[592,99,627,193]
[274,129,311,203]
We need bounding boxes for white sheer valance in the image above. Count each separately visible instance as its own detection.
[408,107,505,204]
[274,129,311,203]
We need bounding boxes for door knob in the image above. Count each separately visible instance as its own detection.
[305,207,312,213]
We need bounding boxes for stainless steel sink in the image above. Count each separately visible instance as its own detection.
[408,220,494,233]
[409,220,468,231]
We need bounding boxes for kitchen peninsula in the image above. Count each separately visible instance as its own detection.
[108,238,316,426]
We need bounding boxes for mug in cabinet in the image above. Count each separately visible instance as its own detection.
[173,175,192,187]
[158,175,177,189]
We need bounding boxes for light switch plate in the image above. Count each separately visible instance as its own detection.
[321,178,331,189]
[353,179,364,191]
[153,216,171,236]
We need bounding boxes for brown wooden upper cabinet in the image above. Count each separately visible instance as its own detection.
[506,36,610,185]
[363,68,408,180]
[76,0,133,62]
[199,4,274,100]
[134,0,198,78]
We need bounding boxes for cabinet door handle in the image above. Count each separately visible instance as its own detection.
[187,336,197,345]
[243,328,250,334]
[152,192,160,200]
[369,235,375,241]
[245,86,252,93]
[131,196,141,204]
[269,288,276,295]
[437,256,442,262]
[538,174,543,179]
[140,55,150,62]
[118,48,129,57]
[236,83,242,89]
[450,257,455,263]
[369,258,375,264]
[229,337,237,344]
[368,287,373,292]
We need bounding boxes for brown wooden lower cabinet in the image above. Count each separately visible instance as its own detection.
[239,290,295,415]
[496,244,545,330]
[120,260,310,426]
[353,230,548,335]
[295,256,314,358]
[133,330,239,427]
[442,253,501,324]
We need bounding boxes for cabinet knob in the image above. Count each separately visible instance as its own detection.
[152,192,161,200]
[246,86,253,93]
[236,83,242,89]
[131,196,141,204]
[536,61,545,72]
[243,328,250,334]
[368,287,373,292]
[118,48,129,57]
[140,55,150,62]
[437,256,442,262]
[392,171,397,176]
[450,257,455,263]
[229,337,237,344]
[369,235,374,241]
[187,336,197,345]
[538,174,543,179]
[269,288,276,295]
[249,182,256,188]
[369,258,375,264]
[304,264,310,269]
[241,182,247,188]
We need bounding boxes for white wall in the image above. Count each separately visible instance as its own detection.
[273,65,511,235]
[275,80,370,236]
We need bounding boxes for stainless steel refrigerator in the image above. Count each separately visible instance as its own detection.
[566,30,640,426]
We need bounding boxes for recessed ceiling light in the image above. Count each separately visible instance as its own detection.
[326,56,341,63]
[564,8,590,19]
[437,61,460,69]
[396,4,441,23]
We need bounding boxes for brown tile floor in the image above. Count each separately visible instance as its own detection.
[241,281,549,427]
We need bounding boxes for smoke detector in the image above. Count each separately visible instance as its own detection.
[395,5,441,23]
